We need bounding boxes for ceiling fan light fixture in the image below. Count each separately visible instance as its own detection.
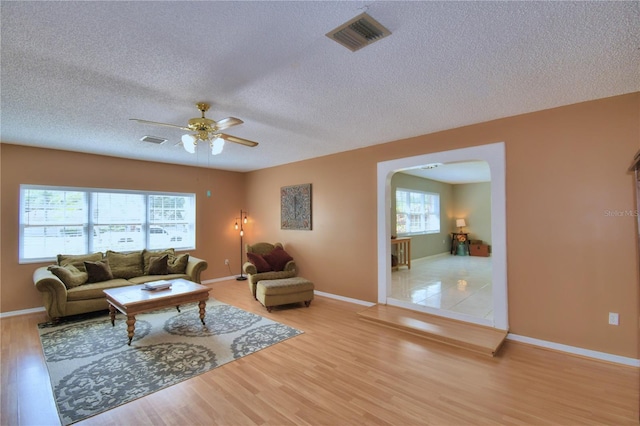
[132,102,259,154]
[211,137,225,155]
[181,134,196,153]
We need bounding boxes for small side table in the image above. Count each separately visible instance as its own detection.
[451,233,470,255]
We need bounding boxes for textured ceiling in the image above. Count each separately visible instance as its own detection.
[2,1,639,173]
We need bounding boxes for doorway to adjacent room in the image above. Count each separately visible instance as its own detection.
[376,142,508,330]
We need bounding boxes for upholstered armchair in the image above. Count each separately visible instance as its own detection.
[243,242,297,298]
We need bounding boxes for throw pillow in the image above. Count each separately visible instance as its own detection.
[84,260,114,283]
[47,264,88,289]
[148,255,169,275]
[263,246,293,272]
[142,248,175,275]
[167,253,189,274]
[247,252,272,273]
[106,250,143,279]
[57,252,103,272]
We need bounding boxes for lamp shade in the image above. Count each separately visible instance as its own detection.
[211,137,225,155]
[181,134,196,153]
[456,219,466,228]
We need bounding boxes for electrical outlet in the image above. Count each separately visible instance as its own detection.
[224,259,229,265]
[608,312,619,325]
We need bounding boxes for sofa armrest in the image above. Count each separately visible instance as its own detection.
[243,261,257,275]
[186,255,208,283]
[34,266,68,319]
[283,260,297,273]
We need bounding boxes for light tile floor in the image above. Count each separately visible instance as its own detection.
[390,254,493,320]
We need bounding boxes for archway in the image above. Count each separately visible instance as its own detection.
[376,142,508,330]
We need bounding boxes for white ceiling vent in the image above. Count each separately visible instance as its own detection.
[326,12,391,52]
[140,135,167,144]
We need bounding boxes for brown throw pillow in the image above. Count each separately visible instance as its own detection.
[148,255,169,275]
[263,246,293,272]
[84,260,114,283]
[142,248,175,274]
[167,253,189,274]
[48,264,88,289]
[57,252,103,272]
[247,252,272,273]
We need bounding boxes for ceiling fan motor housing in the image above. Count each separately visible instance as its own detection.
[188,117,216,132]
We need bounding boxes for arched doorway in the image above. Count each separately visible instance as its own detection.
[376,142,508,330]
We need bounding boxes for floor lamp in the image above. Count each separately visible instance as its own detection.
[234,210,248,281]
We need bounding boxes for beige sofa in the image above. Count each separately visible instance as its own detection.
[34,249,208,321]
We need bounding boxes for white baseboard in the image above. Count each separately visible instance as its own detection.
[507,333,640,367]
[202,276,238,285]
[314,290,375,307]
[0,306,46,318]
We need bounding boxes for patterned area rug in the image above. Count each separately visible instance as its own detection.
[38,299,302,425]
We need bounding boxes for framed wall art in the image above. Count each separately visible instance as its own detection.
[281,183,312,230]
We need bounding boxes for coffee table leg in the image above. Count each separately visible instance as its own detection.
[126,315,136,345]
[109,304,116,326]
[199,300,206,325]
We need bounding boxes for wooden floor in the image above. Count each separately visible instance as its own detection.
[357,304,507,356]
[1,279,639,425]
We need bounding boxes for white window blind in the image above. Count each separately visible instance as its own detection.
[92,192,146,252]
[19,185,196,262]
[395,188,440,235]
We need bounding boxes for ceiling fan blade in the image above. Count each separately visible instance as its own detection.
[218,133,259,147]
[215,117,243,131]
[130,118,191,132]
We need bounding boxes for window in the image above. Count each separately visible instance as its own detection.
[395,188,440,235]
[20,185,195,262]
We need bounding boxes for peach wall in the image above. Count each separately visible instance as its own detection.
[245,93,640,358]
[0,145,246,313]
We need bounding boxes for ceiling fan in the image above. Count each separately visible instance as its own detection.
[130,102,258,155]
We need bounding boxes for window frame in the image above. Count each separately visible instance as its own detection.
[395,187,441,236]
[19,184,196,263]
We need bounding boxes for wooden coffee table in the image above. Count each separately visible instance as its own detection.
[103,279,210,345]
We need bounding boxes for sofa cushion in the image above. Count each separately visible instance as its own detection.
[128,274,190,285]
[247,252,272,273]
[47,264,88,289]
[106,250,143,279]
[257,277,315,295]
[263,246,293,272]
[67,278,131,301]
[142,248,175,274]
[148,255,169,275]
[168,253,189,274]
[84,260,114,283]
[58,252,103,272]
[251,270,297,283]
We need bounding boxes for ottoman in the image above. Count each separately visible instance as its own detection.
[256,277,314,312]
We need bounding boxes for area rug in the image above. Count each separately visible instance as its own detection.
[38,299,303,425]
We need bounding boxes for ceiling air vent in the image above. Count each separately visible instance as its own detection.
[140,135,167,145]
[326,12,391,52]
